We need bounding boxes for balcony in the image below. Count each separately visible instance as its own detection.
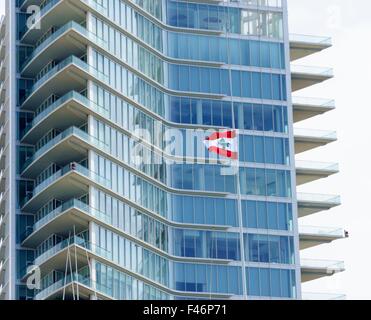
[301,258,345,282]
[0,39,5,60]
[295,160,339,186]
[0,214,5,238]
[0,168,6,192]
[34,269,113,301]
[21,163,110,212]
[291,65,333,92]
[289,34,332,61]
[0,16,5,39]
[302,292,346,300]
[22,199,110,247]
[0,81,6,104]
[297,193,341,217]
[0,147,6,170]
[294,128,337,154]
[0,122,8,146]
[21,91,109,144]
[0,104,6,126]
[292,97,335,123]
[21,56,108,110]
[20,0,86,44]
[21,21,107,77]
[21,127,109,179]
[0,60,5,82]
[299,226,348,249]
[0,235,7,257]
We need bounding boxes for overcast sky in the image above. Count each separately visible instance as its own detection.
[0,0,369,299]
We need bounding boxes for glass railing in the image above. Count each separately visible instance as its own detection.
[34,235,86,266]
[22,126,108,172]
[23,199,111,242]
[297,193,341,205]
[289,34,332,46]
[302,292,346,300]
[299,225,345,237]
[21,0,61,37]
[22,162,111,208]
[291,65,334,77]
[300,258,345,270]
[295,160,339,172]
[35,272,112,300]
[21,91,109,138]
[22,21,107,71]
[294,128,337,140]
[34,235,111,268]
[23,55,108,104]
[292,96,335,108]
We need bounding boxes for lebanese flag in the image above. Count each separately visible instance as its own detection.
[204,130,238,160]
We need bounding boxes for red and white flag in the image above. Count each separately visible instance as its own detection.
[204,130,238,160]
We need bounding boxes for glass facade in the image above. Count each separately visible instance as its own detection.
[11,0,300,300]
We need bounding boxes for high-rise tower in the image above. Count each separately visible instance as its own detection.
[0,0,346,300]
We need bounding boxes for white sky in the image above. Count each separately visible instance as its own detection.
[0,0,369,299]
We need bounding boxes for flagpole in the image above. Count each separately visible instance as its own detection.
[225,20,248,299]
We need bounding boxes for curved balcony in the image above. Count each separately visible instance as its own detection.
[0,39,5,61]
[0,103,6,125]
[0,81,6,104]
[21,199,110,247]
[0,214,6,238]
[21,92,109,144]
[294,128,337,154]
[28,235,233,300]
[0,147,6,171]
[21,56,108,110]
[299,226,348,250]
[291,65,334,92]
[0,61,5,82]
[21,127,107,178]
[0,16,5,39]
[292,97,335,123]
[297,193,341,217]
[21,21,107,77]
[295,160,339,186]
[301,258,345,282]
[289,34,332,61]
[34,272,113,301]
[21,163,109,212]
[0,235,7,257]
[20,0,86,44]
[0,258,6,278]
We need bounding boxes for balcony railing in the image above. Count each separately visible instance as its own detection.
[297,193,341,205]
[34,235,110,267]
[289,34,332,46]
[294,128,337,140]
[34,271,112,300]
[299,226,346,238]
[292,96,335,108]
[23,55,108,105]
[301,258,345,270]
[22,126,108,172]
[21,162,111,208]
[20,0,61,38]
[21,91,109,139]
[22,21,107,71]
[22,199,110,242]
[295,160,339,172]
[291,65,334,77]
